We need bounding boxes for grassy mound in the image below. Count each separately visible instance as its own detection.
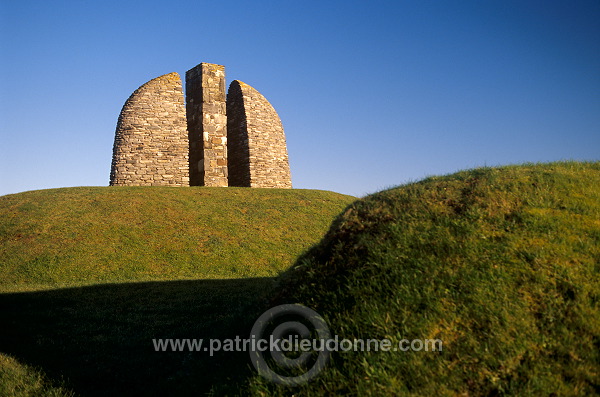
[251,162,600,395]
[0,187,355,292]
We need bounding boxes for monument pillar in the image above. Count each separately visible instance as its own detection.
[186,63,228,186]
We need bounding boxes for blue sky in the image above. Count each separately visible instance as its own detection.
[1,0,598,197]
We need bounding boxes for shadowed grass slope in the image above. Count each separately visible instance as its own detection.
[0,278,276,396]
[0,187,355,292]
[0,353,73,397]
[249,161,600,396]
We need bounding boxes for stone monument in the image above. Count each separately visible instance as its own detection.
[110,62,291,188]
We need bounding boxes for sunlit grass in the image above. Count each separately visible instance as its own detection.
[0,187,355,292]
[250,161,600,396]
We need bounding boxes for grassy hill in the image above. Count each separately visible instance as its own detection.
[0,186,356,292]
[250,161,600,396]
[1,161,599,396]
[0,186,355,396]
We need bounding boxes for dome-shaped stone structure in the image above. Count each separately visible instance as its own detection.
[110,73,189,186]
[226,80,292,188]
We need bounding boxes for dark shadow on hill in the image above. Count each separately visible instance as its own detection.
[0,278,279,396]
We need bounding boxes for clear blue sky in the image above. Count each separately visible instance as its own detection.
[1,0,598,197]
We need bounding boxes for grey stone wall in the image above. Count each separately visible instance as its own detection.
[227,80,292,188]
[186,63,228,187]
[109,73,189,186]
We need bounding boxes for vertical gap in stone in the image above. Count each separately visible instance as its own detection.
[186,66,204,186]
[227,81,251,187]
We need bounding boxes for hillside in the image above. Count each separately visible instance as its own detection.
[0,187,355,292]
[1,162,599,396]
[250,161,600,396]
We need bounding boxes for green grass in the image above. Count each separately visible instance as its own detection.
[0,186,355,396]
[0,187,355,292]
[248,161,600,396]
[1,162,599,396]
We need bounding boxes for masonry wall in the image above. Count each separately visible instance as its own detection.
[227,80,292,188]
[186,63,228,187]
[109,73,189,186]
